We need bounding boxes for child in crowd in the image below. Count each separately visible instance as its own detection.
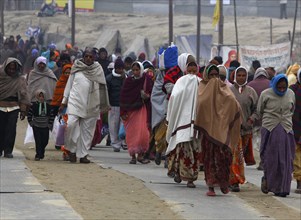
[27,89,54,160]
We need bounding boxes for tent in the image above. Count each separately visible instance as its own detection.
[175,34,213,64]
[94,30,126,56]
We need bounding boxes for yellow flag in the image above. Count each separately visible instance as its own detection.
[212,0,220,27]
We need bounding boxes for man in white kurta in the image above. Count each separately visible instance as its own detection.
[60,48,110,163]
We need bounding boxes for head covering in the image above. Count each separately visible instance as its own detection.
[48,43,56,50]
[99,47,107,54]
[65,43,72,49]
[36,56,47,65]
[62,63,72,74]
[131,61,144,78]
[31,49,39,57]
[270,73,288,96]
[114,57,125,69]
[178,53,195,73]
[142,60,154,70]
[234,66,248,93]
[214,56,223,65]
[253,67,268,80]
[138,52,146,61]
[218,65,228,77]
[203,64,219,82]
[35,88,46,100]
[224,50,237,68]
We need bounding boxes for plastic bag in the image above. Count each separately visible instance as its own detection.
[24,124,35,145]
[118,123,126,140]
[55,118,66,146]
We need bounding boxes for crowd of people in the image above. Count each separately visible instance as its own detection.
[0,34,300,198]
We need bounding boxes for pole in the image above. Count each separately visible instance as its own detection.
[1,0,4,35]
[218,0,224,55]
[169,0,173,44]
[290,0,298,62]
[270,18,272,44]
[233,0,239,59]
[196,0,201,64]
[71,0,75,46]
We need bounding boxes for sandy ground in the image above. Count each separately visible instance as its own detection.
[15,119,301,220]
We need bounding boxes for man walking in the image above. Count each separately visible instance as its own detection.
[60,48,110,163]
[280,0,288,19]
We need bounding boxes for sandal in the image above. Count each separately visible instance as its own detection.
[261,176,268,194]
[137,158,150,164]
[220,187,229,194]
[187,181,196,188]
[206,187,216,196]
[174,174,182,183]
[129,158,137,164]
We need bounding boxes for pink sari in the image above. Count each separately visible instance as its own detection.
[124,105,149,156]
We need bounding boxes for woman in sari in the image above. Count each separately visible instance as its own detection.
[195,64,242,196]
[166,61,202,188]
[258,74,295,197]
[120,61,153,164]
[229,66,258,192]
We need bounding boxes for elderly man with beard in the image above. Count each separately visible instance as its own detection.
[0,58,30,158]
[60,48,110,163]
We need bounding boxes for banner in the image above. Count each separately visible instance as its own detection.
[46,0,94,12]
[239,42,290,71]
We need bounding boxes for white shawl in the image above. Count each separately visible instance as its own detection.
[166,74,200,155]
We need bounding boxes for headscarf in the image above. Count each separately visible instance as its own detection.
[35,89,47,115]
[51,64,72,106]
[270,73,288,96]
[36,56,47,65]
[177,53,195,73]
[253,67,268,80]
[131,61,144,78]
[234,66,248,93]
[0,58,30,110]
[203,64,219,82]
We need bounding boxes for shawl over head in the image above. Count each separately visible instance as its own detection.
[270,73,288,96]
[195,77,242,149]
[131,61,144,78]
[166,74,199,155]
[28,58,57,102]
[50,64,72,106]
[71,59,106,84]
[253,67,268,80]
[0,57,30,109]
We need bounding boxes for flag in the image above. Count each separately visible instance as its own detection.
[212,0,220,27]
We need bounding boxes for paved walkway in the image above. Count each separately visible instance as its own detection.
[0,149,82,220]
[1,146,300,219]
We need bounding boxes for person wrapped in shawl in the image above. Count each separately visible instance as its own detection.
[120,61,153,164]
[0,58,30,158]
[27,56,57,103]
[166,61,202,188]
[289,68,301,194]
[258,74,295,197]
[163,53,195,99]
[50,63,72,151]
[290,68,301,194]
[229,66,258,192]
[195,64,242,196]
